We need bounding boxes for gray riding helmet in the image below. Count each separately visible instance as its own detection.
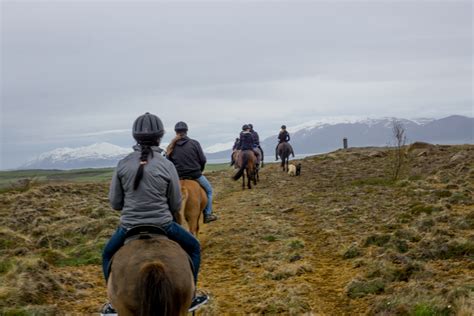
[174,121,188,132]
[132,112,165,144]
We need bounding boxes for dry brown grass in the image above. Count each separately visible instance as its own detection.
[0,145,472,315]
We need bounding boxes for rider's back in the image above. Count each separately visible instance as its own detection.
[168,136,206,179]
[110,146,180,229]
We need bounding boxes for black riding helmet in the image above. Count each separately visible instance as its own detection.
[281,125,286,129]
[132,112,165,145]
[242,124,250,131]
[174,121,188,132]
[248,123,253,129]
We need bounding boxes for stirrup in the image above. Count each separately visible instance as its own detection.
[189,294,209,312]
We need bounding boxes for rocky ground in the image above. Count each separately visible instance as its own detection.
[0,144,473,315]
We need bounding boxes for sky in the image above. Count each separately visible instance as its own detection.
[1,0,473,169]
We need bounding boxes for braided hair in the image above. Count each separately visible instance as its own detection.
[133,144,155,190]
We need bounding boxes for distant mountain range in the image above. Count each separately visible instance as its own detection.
[20,115,473,169]
[21,143,131,170]
[206,115,474,160]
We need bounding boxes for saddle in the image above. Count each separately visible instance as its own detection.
[124,225,167,244]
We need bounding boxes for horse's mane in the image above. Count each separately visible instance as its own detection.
[166,134,185,158]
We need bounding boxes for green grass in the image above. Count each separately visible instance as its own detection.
[351,177,395,186]
[0,168,114,189]
[204,163,230,172]
[0,163,229,189]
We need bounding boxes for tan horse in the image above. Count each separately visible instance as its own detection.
[177,180,207,236]
[107,236,194,316]
[233,150,257,189]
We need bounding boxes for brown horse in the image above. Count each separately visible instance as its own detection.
[232,150,257,189]
[107,236,194,316]
[177,179,207,236]
[277,142,295,172]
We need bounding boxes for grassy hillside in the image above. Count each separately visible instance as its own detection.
[0,163,230,191]
[0,145,472,315]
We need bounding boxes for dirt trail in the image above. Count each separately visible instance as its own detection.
[196,164,369,315]
[4,145,472,315]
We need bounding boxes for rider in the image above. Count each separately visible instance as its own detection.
[101,113,208,315]
[248,123,260,147]
[276,125,290,160]
[166,121,217,224]
[239,124,254,151]
[230,137,240,166]
[249,123,264,166]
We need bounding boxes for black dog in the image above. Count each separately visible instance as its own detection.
[296,163,301,176]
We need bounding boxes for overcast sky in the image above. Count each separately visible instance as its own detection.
[1,0,472,169]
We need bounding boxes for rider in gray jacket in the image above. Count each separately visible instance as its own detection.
[101,113,208,315]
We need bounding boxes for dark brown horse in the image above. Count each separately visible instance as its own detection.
[177,179,207,236]
[276,142,295,172]
[232,150,257,189]
[107,236,194,316]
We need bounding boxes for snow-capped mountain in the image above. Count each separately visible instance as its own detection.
[22,143,132,170]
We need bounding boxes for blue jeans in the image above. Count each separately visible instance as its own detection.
[101,222,201,284]
[102,226,127,282]
[196,175,213,216]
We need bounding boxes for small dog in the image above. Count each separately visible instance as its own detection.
[296,163,301,176]
[288,164,296,176]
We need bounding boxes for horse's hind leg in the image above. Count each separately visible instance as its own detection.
[246,169,252,189]
[242,172,245,190]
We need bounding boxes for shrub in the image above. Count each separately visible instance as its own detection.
[347,278,385,298]
[343,244,363,259]
[364,234,391,247]
[410,204,442,215]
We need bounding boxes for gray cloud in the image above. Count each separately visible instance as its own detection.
[1,1,472,169]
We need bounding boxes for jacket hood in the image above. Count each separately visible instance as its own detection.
[176,136,190,146]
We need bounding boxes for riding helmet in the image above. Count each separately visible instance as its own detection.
[248,123,253,129]
[242,124,250,131]
[132,112,165,144]
[281,125,286,129]
[174,121,188,132]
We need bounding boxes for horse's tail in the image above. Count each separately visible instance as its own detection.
[233,151,249,181]
[139,261,176,316]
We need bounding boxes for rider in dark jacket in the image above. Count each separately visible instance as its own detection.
[249,123,264,166]
[248,124,260,146]
[276,125,290,160]
[167,122,217,224]
[239,125,254,151]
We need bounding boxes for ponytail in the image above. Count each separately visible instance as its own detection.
[133,146,154,190]
[166,134,184,158]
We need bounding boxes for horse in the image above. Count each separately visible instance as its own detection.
[276,142,295,172]
[232,150,257,189]
[255,146,264,168]
[177,179,207,236]
[107,232,194,316]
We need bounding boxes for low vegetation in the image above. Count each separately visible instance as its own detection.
[0,145,472,315]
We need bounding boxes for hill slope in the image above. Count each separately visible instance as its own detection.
[0,145,472,315]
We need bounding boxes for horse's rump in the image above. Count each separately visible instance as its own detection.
[108,237,194,316]
[277,142,294,157]
[179,179,207,236]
